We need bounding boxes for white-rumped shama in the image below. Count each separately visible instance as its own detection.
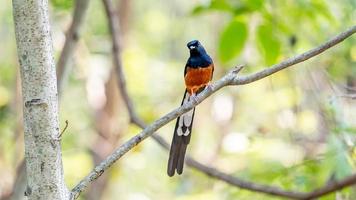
[167,40,214,176]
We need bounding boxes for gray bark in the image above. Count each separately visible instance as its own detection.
[12,0,69,199]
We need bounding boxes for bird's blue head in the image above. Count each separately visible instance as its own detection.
[187,40,207,56]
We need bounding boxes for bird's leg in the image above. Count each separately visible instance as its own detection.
[189,89,198,103]
[205,82,213,91]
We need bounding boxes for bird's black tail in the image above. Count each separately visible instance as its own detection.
[167,90,195,176]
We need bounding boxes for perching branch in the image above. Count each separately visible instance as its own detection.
[90,14,356,199]
[70,63,244,199]
[70,23,356,199]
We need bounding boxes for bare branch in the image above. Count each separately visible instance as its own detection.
[337,94,356,99]
[186,156,306,199]
[188,159,356,200]
[301,174,356,199]
[142,132,305,199]
[70,25,356,199]
[58,120,69,138]
[0,161,26,200]
[102,0,139,123]
[57,0,90,95]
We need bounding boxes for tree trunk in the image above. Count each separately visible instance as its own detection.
[12,0,69,199]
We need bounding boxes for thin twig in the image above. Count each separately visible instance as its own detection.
[57,0,90,95]
[70,25,356,199]
[102,0,139,123]
[186,156,306,199]
[337,94,356,99]
[58,120,69,138]
[301,174,356,200]
[190,163,356,200]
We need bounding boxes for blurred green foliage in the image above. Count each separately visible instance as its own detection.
[257,22,281,65]
[0,0,355,199]
[51,0,73,10]
[218,18,247,63]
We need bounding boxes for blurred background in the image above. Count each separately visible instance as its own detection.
[0,0,355,199]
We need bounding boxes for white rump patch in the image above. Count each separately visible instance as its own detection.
[183,129,190,136]
[177,116,184,136]
[176,92,194,136]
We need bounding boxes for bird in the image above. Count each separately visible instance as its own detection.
[167,40,214,176]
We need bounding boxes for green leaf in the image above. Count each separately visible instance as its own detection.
[256,24,281,65]
[328,135,353,179]
[191,0,233,15]
[218,19,248,63]
[191,5,206,15]
[232,6,250,16]
[311,1,334,22]
[210,0,233,11]
[51,0,73,10]
[242,0,264,11]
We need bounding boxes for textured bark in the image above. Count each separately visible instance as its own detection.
[12,0,69,199]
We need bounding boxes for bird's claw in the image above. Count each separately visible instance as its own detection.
[189,93,199,103]
[205,83,213,91]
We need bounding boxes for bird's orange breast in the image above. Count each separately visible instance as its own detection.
[184,64,214,95]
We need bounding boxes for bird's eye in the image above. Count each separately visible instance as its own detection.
[187,40,200,49]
